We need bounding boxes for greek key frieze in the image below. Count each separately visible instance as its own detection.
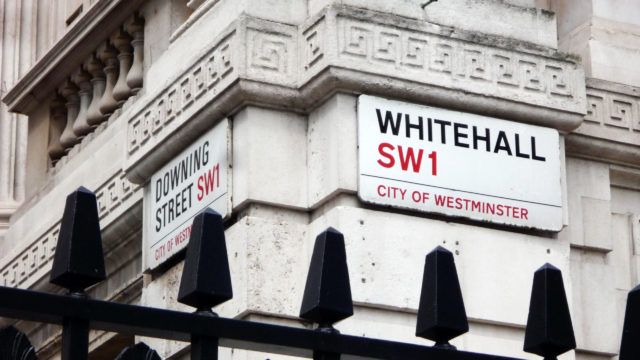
[328,18,581,105]
[584,87,640,131]
[249,31,289,72]
[128,33,235,155]
[303,18,325,70]
[246,26,296,84]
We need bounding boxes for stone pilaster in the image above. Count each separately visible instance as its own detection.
[0,0,33,238]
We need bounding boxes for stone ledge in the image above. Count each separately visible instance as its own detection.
[572,78,640,156]
[565,133,640,168]
[123,5,587,184]
[565,78,640,168]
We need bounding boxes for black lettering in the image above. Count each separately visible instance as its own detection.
[193,149,199,172]
[168,198,175,223]
[155,178,162,202]
[376,109,402,135]
[405,114,424,140]
[155,208,162,232]
[202,141,210,165]
[472,126,491,151]
[531,137,546,161]
[493,131,512,155]
[175,193,182,218]
[181,187,189,214]
[170,167,179,190]
[515,134,530,159]
[163,173,170,196]
[161,202,168,227]
[433,119,451,144]
[186,183,194,209]
[454,123,469,148]
[180,159,188,180]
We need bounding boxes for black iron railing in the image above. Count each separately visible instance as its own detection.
[0,187,637,359]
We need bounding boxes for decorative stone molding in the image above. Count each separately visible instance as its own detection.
[566,78,640,167]
[124,5,586,184]
[583,80,640,132]
[126,27,238,157]
[2,0,147,115]
[0,171,140,290]
[302,10,584,117]
[42,17,145,170]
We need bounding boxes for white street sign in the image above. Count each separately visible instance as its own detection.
[358,95,563,231]
[144,119,231,269]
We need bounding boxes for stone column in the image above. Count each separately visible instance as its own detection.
[126,16,144,94]
[72,69,93,137]
[47,95,67,162]
[86,55,106,127]
[98,43,120,116]
[0,111,27,235]
[112,28,133,104]
[0,0,31,235]
[59,80,81,149]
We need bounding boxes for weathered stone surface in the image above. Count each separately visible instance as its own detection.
[2,1,640,359]
[423,0,558,48]
[123,5,586,184]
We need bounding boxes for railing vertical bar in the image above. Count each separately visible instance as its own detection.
[61,317,90,360]
[191,335,219,360]
[48,187,106,360]
[178,209,233,359]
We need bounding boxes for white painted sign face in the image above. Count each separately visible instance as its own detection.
[144,119,230,269]
[358,95,563,231]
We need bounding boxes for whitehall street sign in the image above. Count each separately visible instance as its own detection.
[357,95,563,231]
[144,119,230,270]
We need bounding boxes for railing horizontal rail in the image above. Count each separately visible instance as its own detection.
[0,286,520,360]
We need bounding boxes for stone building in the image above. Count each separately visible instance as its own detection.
[0,0,639,358]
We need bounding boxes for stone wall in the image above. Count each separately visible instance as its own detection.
[0,1,639,359]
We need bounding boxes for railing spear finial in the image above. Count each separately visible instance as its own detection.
[415,246,468,349]
[177,208,233,313]
[300,227,353,360]
[524,263,576,360]
[300,227,354,330]
[50,186,106,294]
[619,284,640,359]
[177,208,232,360]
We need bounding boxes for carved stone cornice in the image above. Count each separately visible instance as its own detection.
[566,78,640,168]
[1,0,146,115]
[123,5,587,184]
